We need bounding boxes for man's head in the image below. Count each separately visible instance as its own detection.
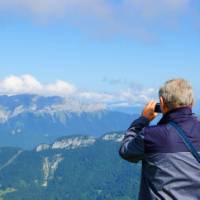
[159,78,194,113]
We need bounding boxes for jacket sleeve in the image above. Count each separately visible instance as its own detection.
[119,116,149,163]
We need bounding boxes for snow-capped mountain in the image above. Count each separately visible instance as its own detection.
[0,94,138,149]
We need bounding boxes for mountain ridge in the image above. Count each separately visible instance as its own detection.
[0,94,138,149]
[35,132,124,152]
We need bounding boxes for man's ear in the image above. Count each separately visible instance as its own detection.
[159,96,164,107]
[159,96,169,113]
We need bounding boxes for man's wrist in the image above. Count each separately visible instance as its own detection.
[140,116,151,125]
[128,116,150,133]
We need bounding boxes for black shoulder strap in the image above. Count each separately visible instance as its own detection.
[169,121,200,163]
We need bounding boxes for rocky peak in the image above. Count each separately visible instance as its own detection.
[102,133,124,142]
[52,136,96,150]
[36,144,50,152]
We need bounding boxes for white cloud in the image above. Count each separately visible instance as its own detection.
[113,87,157,106]
[0,74,76,96]
[50,99,107,113]
[0,74,157,110]
[45,80,76,96]
[0,75,42,94]
[0,0,196,38]
[78,92,114,103]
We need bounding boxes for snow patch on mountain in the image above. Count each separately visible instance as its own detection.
[35,133,125,152]
[52,136,96,150]
[102,133,124,142]
[42,154,64,187]
[11,129,22,135]
[0,107,9,123]
[11,105,25,117]
[36,144,50,152]
[0,94,107,124]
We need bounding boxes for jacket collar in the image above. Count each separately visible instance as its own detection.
[158,106,193,125]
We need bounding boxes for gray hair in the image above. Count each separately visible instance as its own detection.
[159,79,194,110]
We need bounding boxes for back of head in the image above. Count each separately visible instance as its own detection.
[159,78,194,110]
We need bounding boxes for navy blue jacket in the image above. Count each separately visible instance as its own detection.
[119,107,200,200]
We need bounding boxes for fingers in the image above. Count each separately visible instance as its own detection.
[142,100,158,121]
[145,100,156,111]
[149,100,157,110]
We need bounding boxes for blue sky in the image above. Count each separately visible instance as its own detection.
[0,0,199,107]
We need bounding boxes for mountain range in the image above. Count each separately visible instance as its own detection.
[0,94,139,149]
[1,93,199,199]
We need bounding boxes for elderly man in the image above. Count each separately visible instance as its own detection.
[119,79,200,200]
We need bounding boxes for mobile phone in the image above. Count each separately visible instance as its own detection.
[154,103,162,113]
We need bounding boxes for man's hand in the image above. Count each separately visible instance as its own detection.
[142,100,158,122]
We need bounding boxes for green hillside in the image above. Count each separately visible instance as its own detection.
[0,133,141,200]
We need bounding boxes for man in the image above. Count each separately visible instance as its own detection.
[119,79,200,200]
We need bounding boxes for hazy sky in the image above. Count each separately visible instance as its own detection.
[0,0,199,107]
